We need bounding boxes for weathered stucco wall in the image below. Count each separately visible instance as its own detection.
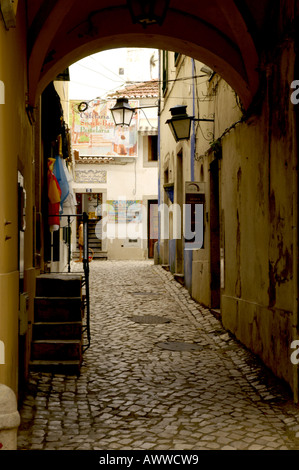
[191,73,243,308]
[159,54,199,275]
[72,128,158,261]
[159,10,297,395]
[220,39,296,390]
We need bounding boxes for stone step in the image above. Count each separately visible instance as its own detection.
[72,240,105,253]
[87,220,100,227]
[87,235,100,241]
[90,253,107,260]
[74,245,102,252]
[34,297,83,322]
[88,230,100,236]
[32,322,82,340]
[29,359,81,375]
[88,241,102,248]
[31,340,82,361]
[72,251,107,259]
[36,274,82,298]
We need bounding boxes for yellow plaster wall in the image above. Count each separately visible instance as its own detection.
[0,271,19,392]
[0,3,36,394]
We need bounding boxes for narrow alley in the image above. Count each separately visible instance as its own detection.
[16,260,299,451]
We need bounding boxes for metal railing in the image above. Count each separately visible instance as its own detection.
[82,212,91,352]
[57,212,91,352]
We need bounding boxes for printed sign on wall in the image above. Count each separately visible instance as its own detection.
[69,99,138,157]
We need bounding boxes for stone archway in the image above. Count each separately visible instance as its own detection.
[24,0,299,403]
[27,0,269,108]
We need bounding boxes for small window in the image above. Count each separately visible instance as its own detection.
[148,135,158,162]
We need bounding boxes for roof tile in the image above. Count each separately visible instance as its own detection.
[107,79,158,99]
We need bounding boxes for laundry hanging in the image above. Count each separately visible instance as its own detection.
[60,158,77,227]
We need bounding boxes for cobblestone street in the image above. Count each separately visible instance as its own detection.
[17,260,299,451]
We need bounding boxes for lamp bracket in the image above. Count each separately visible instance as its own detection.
[194,118,214,122]
[131,104,159,111]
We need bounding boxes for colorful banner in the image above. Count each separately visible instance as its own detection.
[69,99,139,157]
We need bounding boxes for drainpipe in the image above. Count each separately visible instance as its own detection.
[0,384,20,450]
[157,51,162,264]
[185,58,196,291]
[191,59,196,182]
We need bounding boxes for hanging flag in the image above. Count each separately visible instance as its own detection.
[48,157,61,231]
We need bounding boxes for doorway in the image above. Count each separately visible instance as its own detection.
[176,151,184,273]
[76,192,103,257]
[148,199,158,259]
[210,159,220,309]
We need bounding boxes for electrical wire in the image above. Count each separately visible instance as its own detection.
[125,74,207,85]
[89,55,128,81]
[66,76,211,111]
[138,108,155,128]
[70,66,207,89]
[69,79,113,91]
[73,62,126,84]
[65,62,212,117]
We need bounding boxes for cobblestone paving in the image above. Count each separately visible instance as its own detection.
[18,260,299,450]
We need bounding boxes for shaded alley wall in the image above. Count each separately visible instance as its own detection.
[0,2,37,394]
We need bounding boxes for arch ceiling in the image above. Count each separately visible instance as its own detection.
[27,0,272,109]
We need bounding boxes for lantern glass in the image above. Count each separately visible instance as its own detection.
[168,118,192,142]
[110,98,134,127]
[124,108,134,126]
[166,105,194,142]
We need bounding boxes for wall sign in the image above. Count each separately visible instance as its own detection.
[70,99,139,157]
[75,169,107,183]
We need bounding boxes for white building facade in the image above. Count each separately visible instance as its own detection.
[70,51,159,260]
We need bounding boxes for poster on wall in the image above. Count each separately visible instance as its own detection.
[106,200,143,224]
[69,99,139,157]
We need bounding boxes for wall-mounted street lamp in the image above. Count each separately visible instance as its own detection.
[127,0,170,27]
[110,98,135,127]
[110,97,158,127]
[166,105,214,142]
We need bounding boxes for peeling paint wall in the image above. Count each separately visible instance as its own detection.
[158,3,298,395]
[220,36,296,390]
